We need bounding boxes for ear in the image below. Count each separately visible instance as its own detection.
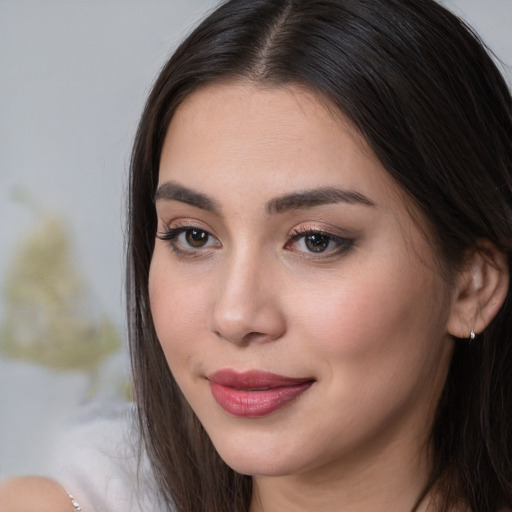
[447,240,509,339]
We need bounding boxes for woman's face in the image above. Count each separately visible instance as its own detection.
[149,82,455,479]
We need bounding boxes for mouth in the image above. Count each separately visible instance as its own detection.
[208,369,315,418]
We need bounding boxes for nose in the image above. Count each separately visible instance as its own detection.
[208,250,286,345]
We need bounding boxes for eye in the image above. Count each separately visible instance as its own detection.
[183,228,211,248]
[299,233,334,253]
[157,226,220,252]
[287,228,353,256]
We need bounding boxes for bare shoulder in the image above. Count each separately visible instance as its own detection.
[0,476,76,512]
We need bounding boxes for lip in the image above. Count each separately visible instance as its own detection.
[208,369,314,418]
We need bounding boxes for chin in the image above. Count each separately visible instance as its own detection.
[222,455,296,477]
[210,436,309,477]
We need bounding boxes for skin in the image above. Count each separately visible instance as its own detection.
[0,477,74,512]
[149,81,461,511]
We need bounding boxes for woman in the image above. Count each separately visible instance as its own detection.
[1,0,511,510]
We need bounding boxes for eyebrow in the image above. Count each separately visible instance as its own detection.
[154,181,221,214]
[265,187,376,214]
[154,181,375,215]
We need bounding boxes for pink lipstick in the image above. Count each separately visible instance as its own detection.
[208,369,314,418]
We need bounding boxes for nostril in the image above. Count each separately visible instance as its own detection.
[212,328,283,346]
[240,331,268,345]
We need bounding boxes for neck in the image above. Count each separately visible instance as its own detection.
[249,429,434,512]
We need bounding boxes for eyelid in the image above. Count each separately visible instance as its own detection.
[286,225,354,257]
[156,219,354,259]
[156,220,221,255]
[156,218,215,239]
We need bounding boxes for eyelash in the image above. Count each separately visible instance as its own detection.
[286,226,354,257]
[156,225,219,255]
[156,224,353,258]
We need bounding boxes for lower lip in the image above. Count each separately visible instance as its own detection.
[209,381,313,418]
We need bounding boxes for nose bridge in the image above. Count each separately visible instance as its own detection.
[210,242,284,344]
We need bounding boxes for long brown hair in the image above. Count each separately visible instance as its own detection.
[127,1,512,510]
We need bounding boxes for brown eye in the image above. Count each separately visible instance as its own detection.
[157,226,219,253]
[185,229,209,248]
[287,229,354,257]
[304,233,331,252]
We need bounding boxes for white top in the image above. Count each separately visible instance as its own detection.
[47,401,168,512]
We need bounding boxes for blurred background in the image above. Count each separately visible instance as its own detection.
[0,0,219,478]
[0,0,511,479]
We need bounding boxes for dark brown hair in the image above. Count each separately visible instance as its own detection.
[127,1,512,510]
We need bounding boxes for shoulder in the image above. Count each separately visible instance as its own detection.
[0,476,76,512]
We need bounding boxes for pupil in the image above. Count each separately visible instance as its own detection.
[186,229,208,247]
[305,234,329,252]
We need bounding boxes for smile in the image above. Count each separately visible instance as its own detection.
[208,369,315,418]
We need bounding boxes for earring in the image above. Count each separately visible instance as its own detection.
[470,329,476,341]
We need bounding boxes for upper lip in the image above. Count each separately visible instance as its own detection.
[208,369,314,389]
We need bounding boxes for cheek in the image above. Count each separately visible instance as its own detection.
[148,256,206,367]
[291,254,451,376]
[287,262,452,446]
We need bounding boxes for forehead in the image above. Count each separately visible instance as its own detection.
[160,81,393,196]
